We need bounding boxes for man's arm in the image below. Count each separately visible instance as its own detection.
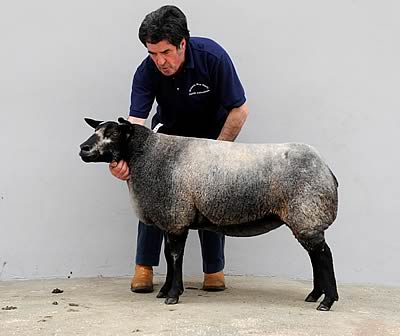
[109,116,147,180]
[127,116,146,126]
[217,103,248,141]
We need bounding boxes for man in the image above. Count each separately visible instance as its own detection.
[110,5,248,293]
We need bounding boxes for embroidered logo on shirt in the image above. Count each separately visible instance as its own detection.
[188,83,210,96]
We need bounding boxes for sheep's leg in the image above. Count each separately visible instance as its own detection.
[304,251,324,303]
[159,230,188,305]
[301,237,339,311]
[314,241,339,311]
[156,232,174,299]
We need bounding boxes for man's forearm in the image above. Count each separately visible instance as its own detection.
[217,103,248,141]
[127,116,146,125]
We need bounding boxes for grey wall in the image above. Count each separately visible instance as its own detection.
[1,0,399,285]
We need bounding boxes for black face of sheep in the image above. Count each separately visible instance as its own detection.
[79,118,131,163]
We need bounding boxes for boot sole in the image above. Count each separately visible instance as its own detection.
[201,286,226,292]
[130,286,154,293]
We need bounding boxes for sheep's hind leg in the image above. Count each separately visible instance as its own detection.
[300,237,339,311]
[157,230,188,305]
[304,248,324,303]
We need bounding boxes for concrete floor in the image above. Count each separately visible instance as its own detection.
[1,275,399,336]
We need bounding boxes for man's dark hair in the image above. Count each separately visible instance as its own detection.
[138,5,190,48]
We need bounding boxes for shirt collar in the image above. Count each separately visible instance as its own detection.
[184,39,195,69]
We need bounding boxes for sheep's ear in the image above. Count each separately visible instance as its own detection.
[118,118,134,138]
[118,117,131,125]
[84,118,103,129]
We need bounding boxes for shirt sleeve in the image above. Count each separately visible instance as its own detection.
[214,52,246,111]
[129,60,156,118]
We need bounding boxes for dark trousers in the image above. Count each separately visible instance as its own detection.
[135,221,225,274]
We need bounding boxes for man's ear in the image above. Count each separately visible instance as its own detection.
[179,38,186,51]
[84,118,103,129]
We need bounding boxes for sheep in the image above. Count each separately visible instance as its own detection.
[79,117,339,311]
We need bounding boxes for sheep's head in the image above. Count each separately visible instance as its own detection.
[79,117,131,163]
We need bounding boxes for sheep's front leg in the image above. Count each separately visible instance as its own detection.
[156,232,175,299]
[157,230,188,304]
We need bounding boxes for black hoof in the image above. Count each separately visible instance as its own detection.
[305,290,323,302]
[156,291,167,298]
[165,297,179,305]
[157,284,171,298]
[317,303,331,311]
[316,296,337,311]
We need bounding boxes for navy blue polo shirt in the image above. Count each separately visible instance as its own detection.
[129,37,246,139]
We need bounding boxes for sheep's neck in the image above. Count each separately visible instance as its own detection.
[123,125,153,160]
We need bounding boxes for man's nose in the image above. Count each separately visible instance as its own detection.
[156,55,166,66]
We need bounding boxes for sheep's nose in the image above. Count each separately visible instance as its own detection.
[80,144,91,152]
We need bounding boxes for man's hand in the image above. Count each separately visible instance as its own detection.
[109,160,130,181]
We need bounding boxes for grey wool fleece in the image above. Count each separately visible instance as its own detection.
[126,125,338,242]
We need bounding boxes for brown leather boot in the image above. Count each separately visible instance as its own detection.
[130,264,154,293]
[202,271,226,291]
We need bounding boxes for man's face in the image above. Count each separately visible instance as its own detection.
[146,39,186,76]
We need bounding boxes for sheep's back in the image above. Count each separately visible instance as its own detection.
[174,140,337,226]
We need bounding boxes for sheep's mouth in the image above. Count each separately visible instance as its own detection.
[79,150,114,163]
[79,151,99,162]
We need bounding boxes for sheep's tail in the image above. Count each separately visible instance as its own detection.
[329,168,339,188]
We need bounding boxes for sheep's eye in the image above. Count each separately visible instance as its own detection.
[104,130,118,138]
